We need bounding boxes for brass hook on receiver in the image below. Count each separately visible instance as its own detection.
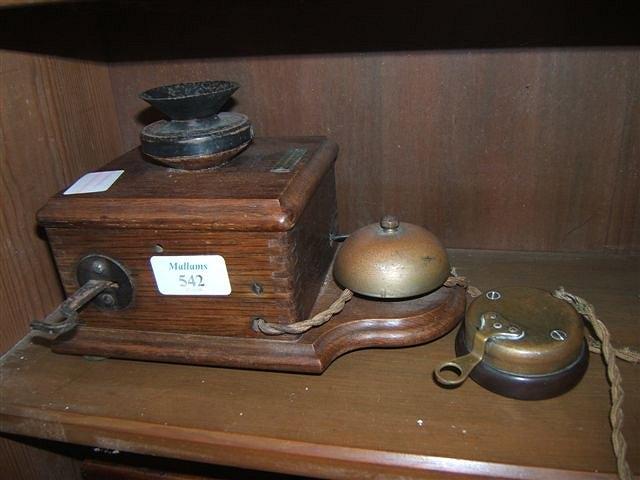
[434,312,525,386]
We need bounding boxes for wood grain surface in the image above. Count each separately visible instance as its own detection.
[0,436,82,480]
[81,460,211,480]
[0,50,123,352]
[38,138,338,231]
[0,62,122,480]
[1,2,639,478]
[80,457,307,480]
[0,11,123,473]
[1,250,637,479]
[49,274,465,373]
[83,461,200,480]
[99,1,639,254]
[8,1,635,253]
[39,138,338,339]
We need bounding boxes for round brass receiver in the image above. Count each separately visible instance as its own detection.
[464,287,584,375]
[333,215,450,298]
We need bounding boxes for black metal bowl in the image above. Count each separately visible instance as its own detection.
[139,80,239,120]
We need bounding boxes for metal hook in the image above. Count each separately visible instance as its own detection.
[31,279,117,337]
[434,312,525,387]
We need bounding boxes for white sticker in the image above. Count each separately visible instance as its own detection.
[63,170,124,195]
[150,255,231,296]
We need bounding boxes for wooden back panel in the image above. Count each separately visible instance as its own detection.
[99,2,639,253]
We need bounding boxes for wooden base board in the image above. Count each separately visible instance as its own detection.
[50,272,466,373]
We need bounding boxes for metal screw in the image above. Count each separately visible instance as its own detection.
[492,322,503,329]
[98,293,116,307]
[92,260,108,274]
[508,326,519,333]
[488,313,497,320]
[486,291,501,300]
[550,329,568,341]
[251,282,264,295]
[153,244,164,253]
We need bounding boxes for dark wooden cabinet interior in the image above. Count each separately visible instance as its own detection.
[1,1,638,478]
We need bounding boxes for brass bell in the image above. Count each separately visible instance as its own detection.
[333,215,450,298]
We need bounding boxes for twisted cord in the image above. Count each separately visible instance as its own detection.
[253,289,354,335]
[254,269,478,336]
[446,268,482,297]
[553,287,633,480]
[586,336,640,363]
[254,264,487,337]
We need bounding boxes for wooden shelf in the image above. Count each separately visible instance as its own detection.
[1,250,638,479]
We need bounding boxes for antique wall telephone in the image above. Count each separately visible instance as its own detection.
[31,80,636,479]
[30,80,467,373]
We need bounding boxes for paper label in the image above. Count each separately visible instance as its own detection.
[63,170,124,195]
[150,255,231,296]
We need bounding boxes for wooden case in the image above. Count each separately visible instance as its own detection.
[38,137,338,340]
[37,135,465,372]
